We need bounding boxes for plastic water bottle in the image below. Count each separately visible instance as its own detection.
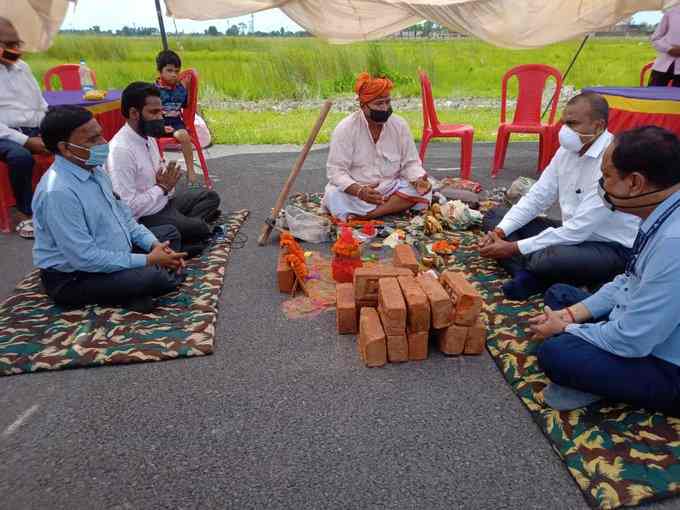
[79,59,94,92]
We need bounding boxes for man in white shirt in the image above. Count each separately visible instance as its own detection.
[479,93,640,300]
[107,82,220,256]
[322,72,431,220]
[649,6,680,87]
[0,17,49,238]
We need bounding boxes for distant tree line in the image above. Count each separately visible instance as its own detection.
[59,24,311,37]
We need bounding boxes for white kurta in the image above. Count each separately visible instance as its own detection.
[322,111,431,220]
[497,130,640,255]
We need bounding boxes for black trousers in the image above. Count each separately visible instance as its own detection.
[648,61,680,87]
[0,127,40,215]
[41,225,182,308]
[482,207,631,287]
[140,189,220,247]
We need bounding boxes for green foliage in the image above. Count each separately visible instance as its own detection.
[203,107,511,145]
[25,35,656,100]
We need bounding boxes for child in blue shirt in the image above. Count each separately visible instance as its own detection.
[155,50,197,184]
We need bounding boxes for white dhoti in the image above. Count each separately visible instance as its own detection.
[322,178,432,220]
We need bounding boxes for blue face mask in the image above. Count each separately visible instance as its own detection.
[69,142,110,167]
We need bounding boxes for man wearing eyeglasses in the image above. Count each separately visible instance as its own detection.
[0,17,49,239]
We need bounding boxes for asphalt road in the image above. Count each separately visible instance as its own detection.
[1,142,676,509]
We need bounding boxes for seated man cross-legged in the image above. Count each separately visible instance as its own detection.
[33,106,187,313]
[530,126,680,415]
[107,82,221,257]
[479,93,640,300]
[322,72,432,220]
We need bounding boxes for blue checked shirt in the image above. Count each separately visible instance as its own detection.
[32,156,157,273]
[565,189,680,367]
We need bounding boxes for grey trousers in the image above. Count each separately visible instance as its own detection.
[482,207,631,287]
[140,188,220,242]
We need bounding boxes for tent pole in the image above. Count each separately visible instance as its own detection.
[542,34,590,119]
[155,0,169,50]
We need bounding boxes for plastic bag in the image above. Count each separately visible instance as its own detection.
[284,205,331,243]
[507,177,536,204]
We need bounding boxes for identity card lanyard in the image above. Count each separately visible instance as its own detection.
[626,197,680,276]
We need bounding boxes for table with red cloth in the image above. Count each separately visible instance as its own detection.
[582,86,680,136]
[543,86,680,168]
[43,90,125,141]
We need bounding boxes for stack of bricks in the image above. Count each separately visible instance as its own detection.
[335,245,487,368]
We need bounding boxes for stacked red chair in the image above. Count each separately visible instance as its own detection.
[418,70,474,179]
[491,64,562,177]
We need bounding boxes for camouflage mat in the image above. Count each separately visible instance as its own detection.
[289,193,680,510]
[0,210,249,376]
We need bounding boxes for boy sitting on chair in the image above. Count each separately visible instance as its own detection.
[155,50,196,185]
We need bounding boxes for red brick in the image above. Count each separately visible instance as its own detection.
[464,318,487,355]
[336,283,357,335]
[397,275,430,333]
[277,251,295,293]
[353,266,413,306]
[359,307,387,368]
[377,277,407,336]
[415,273,453,329]
[440,271,483,326]
[386,335,408,362]
[393,244,418,274]
[435,324,468,355]
[407,330,428,361]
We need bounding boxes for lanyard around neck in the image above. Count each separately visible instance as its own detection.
[626,196,680,276]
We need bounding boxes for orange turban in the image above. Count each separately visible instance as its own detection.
[354,72,393,104]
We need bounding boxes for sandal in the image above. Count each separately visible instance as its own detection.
[16,219,34,239]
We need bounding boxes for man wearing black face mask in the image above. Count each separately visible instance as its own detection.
[322,72,432,220]
[530,126,680,415]
[0,17,50,239]
[107,82,221,257]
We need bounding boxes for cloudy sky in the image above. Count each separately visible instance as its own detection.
[61,2,662,33]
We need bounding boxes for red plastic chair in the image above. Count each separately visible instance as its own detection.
[418,70,474,179]
[0,154,54,233]
[491,64,563,177]
[156,69,212,189]
[640,60,673,86]
[43,64,98,91]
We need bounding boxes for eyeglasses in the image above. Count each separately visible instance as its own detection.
[0,40,24,50]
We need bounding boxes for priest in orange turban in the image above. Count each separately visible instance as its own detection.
[322,72,432,220]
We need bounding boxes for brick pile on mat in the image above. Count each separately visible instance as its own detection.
[334,245,487,368]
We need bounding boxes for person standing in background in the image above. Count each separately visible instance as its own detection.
[649,6,680,87]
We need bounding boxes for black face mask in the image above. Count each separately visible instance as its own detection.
[598,177,672,211]
[1,48,20,62]
[139,116,166,138]
[368,107,393,123]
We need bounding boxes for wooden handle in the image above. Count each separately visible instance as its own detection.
[257,100,333,246]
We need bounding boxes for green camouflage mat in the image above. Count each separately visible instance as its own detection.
[0,210,249,376]
[289,192,680,509]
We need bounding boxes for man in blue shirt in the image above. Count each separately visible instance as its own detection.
[530,126,680,415]
[32,106,187,313]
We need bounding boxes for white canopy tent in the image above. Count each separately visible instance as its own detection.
[5,0,680,52]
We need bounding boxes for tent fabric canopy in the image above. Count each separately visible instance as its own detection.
[6,0,680,51]
[165,0,680,48]
[2,0,70,51]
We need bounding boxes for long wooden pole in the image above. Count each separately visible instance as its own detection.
[257,100,333,246]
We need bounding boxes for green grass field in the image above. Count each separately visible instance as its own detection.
[25,35,658,144]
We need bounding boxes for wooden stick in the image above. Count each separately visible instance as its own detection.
[257,100,333,246]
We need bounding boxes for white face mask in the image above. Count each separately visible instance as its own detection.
[559,125,598,153]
